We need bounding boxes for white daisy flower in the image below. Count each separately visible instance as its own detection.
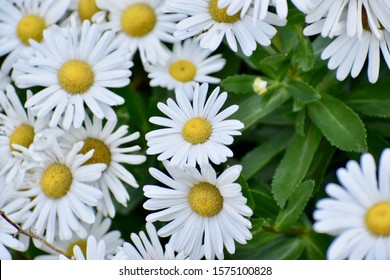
[217,0,288,22]
[146,83,244,166]
[61,0,108,29]
[113,222,189,260]
[69,0,103,22]
[167,0,286,57]
[36,212,123,259]
[296,0,390,39]
[19,139,105,244]
[0,0,70,72]
[13,18,133,130]
[320,28,390,83]
[0,85,59,189]
[145,39,225,97]
[60,235,107,260]
[314,149,390,259]
[144,163,253,260]
[0,180,30,260]
[61,115,146,218]
[95,0,185,65]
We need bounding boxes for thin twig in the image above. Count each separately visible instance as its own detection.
[0,210,74,260]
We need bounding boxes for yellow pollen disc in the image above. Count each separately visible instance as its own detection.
[78,0,100,21]
[121,3,157,37]
[67,240,87,257]
[41,163,73,199]
[188,182,223,217]
[169,60,197,82]
[79,138,111,167]
[9,124,35,152]
[209,0,241,23]
[365,202,390,236]
[58,60,95,94]
[182,117,212,144]
[17,15,46,45]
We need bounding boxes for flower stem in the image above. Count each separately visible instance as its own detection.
[0,209,73,259]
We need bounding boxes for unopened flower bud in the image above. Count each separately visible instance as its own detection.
[252,77,268,95]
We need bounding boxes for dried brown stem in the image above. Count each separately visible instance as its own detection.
[0,210,74,260]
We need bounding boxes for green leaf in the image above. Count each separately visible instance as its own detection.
[238,176,255,211]
[247,47,290,79]
[308,94,367,152]
[304,232,332,260]
[235,237,305,260]
[345,79,390,118]
[259,237,305,260]
[221,74,257,94]
[272,124,322,208]
[295,109,306,137]
[306,139,336,192]
[234,87,291,129]
[366,129,390,160]
[366,119,390,138]
[260,53,290,66]
[293,38,315,72]
[242,128,293,179]
[274,180,315,232]
[251,186,280,219]
[285,80,321,103]
[275,25,300,53]
[243,230,284,249]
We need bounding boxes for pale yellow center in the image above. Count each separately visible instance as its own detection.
[209,0,240,23]
[121,3,156,37]
[67,240,87,257]
[41,163,73,199]
[182,117,212,144]
[365,202,390,236]
[78,0,100,21]
[17,15,46,45]
[9,124,35,152]
[188,182,223,217]
[169,60,197,82]
[79,138,111,167]
[58,60,95,94]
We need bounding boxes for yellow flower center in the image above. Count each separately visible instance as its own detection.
[182,117,212,144]
[79,138,111,167]
[58,60,95,94]
[16,14,46,45]
[188,182,223,217]
[41,163,73,199]
[365,202,390,236]
[78,0,100,21]
[67,239,87,257]
[120,3,157,37]
[9,124,35,152]
[169,60,197,82]
[209,0,241,23]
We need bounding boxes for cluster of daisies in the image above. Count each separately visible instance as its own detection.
[0,0,389,261]
[0,0,258,260]
[293,0,390,83]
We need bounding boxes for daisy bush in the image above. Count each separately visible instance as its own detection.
[2,0,390,261]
